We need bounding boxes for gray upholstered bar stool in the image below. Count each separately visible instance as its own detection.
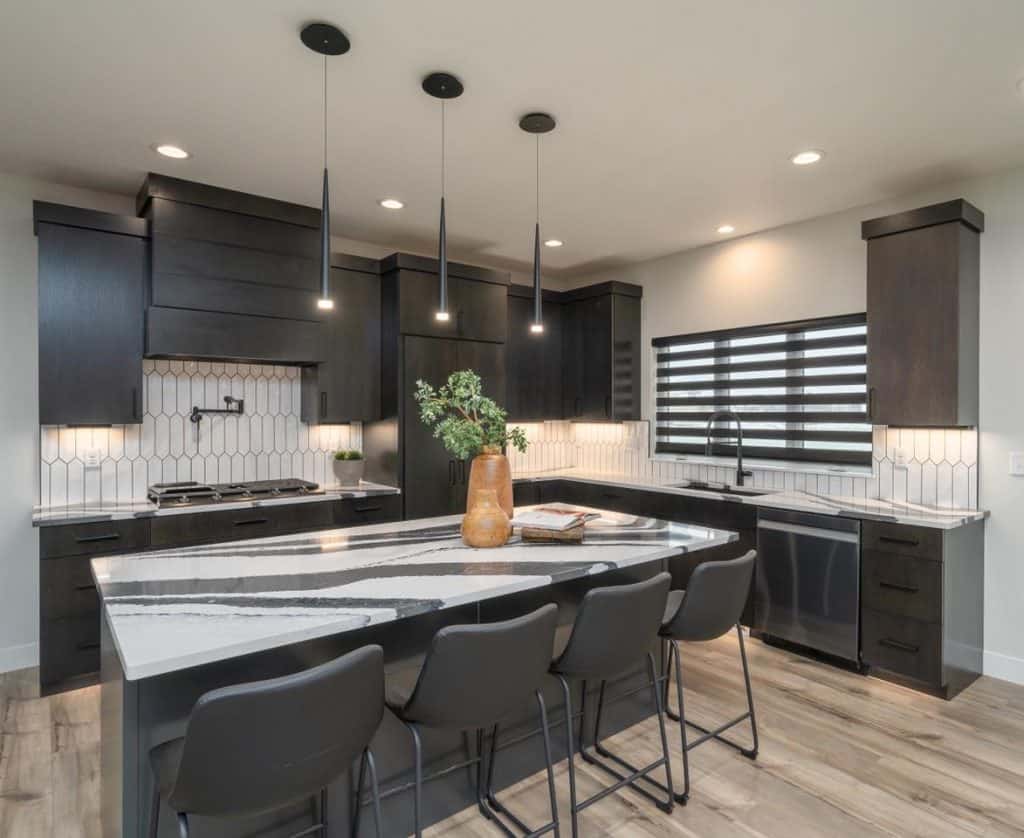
[546,572,675,838]
[148,644,385,838]
[374,604,561,838]
[660,551,759,803]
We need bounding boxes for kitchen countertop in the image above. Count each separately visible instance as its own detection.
[513,467,988,530]
[91,504,736,681]
[32,481,401,527]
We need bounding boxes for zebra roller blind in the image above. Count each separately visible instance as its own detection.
[653,313,870,466]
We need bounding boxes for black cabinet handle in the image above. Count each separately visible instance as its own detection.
[131,386,140,421]
[354,504,383,514]
[867,387,875,421]
[448,460,455,486]
[233,518,269,527]
[879,637,919,654]
[320,392,327,420]
[878,535,920,548]
[605,395,612,418]
[74,533,121,544]
[459,460,466,484]
[74,583,96,592]
[76,641,101,652]
[878,580,919,594]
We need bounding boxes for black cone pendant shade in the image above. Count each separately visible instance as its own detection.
[423,72,464,322]
[519,112,556,334]
[301,22,351,311]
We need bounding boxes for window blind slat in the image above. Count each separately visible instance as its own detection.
[653,313,869,467]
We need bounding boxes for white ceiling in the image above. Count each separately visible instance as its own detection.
[2,1,1024,276]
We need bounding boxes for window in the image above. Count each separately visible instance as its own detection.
[653,313,870,467]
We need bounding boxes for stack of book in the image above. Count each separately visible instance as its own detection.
[509,507,601,543]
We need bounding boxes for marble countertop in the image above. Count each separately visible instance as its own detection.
[32,482,401,527]
[91,504,736,681]
[513,468,988,530]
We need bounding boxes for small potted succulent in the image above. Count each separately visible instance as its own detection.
[332,449,365,486]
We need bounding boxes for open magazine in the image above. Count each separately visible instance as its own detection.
[509,506,601,531]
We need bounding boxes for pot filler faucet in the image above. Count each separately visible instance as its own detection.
[704,410,753,487]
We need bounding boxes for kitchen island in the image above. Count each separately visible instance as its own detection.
[97,505,737,837]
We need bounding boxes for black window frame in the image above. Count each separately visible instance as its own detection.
[653,312,871,467]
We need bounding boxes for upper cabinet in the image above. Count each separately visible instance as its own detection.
[506,286,563,421]
[300,255,382,423]
[34,203,147,425]
[562,282,643,421]
[862,199,982,427]
[137,174,324,364]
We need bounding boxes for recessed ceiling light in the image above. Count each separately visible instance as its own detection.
[544,239,563,248]
[379,198,404,209]
[717,224,735,234]
[791,149,824,166]
[152,144,190,160]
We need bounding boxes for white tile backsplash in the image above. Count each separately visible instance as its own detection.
[39,361,359,506]
[508,421,980,509]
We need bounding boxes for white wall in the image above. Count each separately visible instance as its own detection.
[572,166,1024,684]
[0,173,132,671]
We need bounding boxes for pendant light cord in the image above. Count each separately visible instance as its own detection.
[323,56,328,170]
[536,134,540,226]
[441,100,446,199]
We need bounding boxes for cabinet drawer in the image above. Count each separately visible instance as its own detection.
[862,609,942,686]
[334,495,402,527]
[151,508,279,548]
[862,550,941,623]
[40,615,101,689]
[278,501,336,533]
[862,521,942,561]
[39,518,150,559]
[41,556,100,620]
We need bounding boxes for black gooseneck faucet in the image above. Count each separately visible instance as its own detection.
[704,410,753,487]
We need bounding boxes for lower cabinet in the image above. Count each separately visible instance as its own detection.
[38,495,400,695]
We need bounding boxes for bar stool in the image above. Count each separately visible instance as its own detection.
[660,551,759,803]
[148,644,385,838]
[375,604,561,838]
[547,572,675,838]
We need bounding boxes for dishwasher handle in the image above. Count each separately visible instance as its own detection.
[757,517,860,544]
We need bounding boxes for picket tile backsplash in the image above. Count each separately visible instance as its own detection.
[508,421,979,509]
[39,361,359,506]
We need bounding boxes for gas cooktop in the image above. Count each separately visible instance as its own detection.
[147,478,320,508]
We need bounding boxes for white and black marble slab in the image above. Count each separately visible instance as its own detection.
[513,468,988,530]
[91,505,737,681]
[32,481,401,527]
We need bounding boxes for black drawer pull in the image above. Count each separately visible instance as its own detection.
[354,505,383,513]
[74,533,121,544]
[601,492,622,500]
[76,641,101,652]
[74,583,96,592]
[879,637,920,654]
[878,580,919,594]
[878,535,920,548]
[233,518,269,527]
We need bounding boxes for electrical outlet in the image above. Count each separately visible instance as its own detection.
[1010,452,1024,477]
[84,448,101,468]
[894,446,910,468]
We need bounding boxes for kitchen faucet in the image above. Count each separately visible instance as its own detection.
[704,410,753,487]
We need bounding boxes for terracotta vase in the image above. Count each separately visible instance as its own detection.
[461,488,510,548]
[466,446,513,521]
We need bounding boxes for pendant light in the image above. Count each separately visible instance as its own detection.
[301,22,350,311]
[519,113,556,334]
[423,72,464,322]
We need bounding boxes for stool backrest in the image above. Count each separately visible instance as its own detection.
[401,603,558,729]
[664,551,756,641]
[169,644,384,817]
[553,572,671,679]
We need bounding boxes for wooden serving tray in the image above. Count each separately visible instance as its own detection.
[521,524,584,543]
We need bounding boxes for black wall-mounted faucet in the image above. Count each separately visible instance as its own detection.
[190,396,245,424]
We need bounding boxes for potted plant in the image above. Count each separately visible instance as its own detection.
[332,449,365,486]
[415,370,528,545]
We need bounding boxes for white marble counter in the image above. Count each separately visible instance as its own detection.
[91,505,736,681]
[32,481,400,527]
[513,467,988,530]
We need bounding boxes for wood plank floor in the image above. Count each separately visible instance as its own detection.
[3,634,1023,837]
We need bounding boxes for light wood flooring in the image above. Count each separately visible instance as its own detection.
[3,634,1024,837]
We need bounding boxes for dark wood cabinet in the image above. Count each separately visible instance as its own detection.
[34,204,148,425]
[561,282,642,420]
[401,336,506,520]
[301,257,382,423]
[506,288,564,420]
[862,199,982,427]
[859,518,984,699]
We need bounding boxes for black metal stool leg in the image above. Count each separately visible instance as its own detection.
[648,651,675,807]
[365,748,383,838]
[407,722,424,838]
[536,689,562,838]
[176,812,190,838]
[557,676,580,838]
[149,783,160,838]
[737,624,760,759]
[351,749,367,836]
[670,639,691,804]
[319,786,328,835]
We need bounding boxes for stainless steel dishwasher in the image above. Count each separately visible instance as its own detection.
[754,509,861,663]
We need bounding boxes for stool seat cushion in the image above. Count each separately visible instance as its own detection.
[149,737,185,799]
[662,589,686,627]
[386,682,414,716]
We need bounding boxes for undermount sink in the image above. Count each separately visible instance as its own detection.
[667,481,772,498]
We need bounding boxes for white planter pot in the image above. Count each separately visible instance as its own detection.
[332,459,365,486]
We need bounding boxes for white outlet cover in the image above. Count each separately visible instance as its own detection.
[84,448,102,468]
[1010,452,1024,477]
[894,446,910,468]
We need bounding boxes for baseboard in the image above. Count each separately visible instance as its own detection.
[984,649,1024,686]
[0,641,39,674]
